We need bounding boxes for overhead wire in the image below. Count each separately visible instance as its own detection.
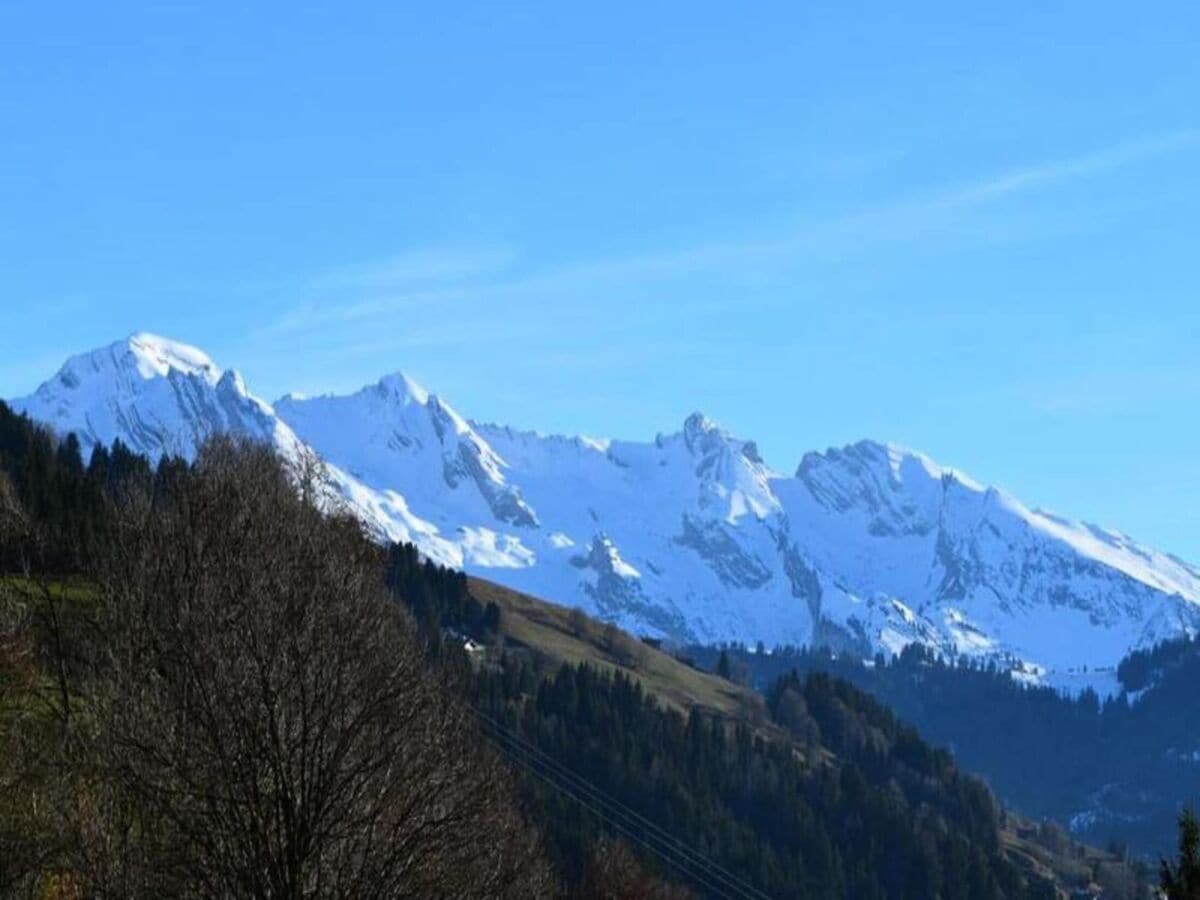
[472,706,774,900]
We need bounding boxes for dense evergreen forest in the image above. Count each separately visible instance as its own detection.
[0,399,1150,897]
[687,637,1200,856]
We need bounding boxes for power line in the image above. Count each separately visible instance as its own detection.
[476,708,760,897]
[491,735,744,900]
[476,707,768,898]
[472,707,773,900]
[473,707,772,900]
[482,720,745,900]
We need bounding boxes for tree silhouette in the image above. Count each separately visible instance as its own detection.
[63,437,553,897]
[1162,807,1200,899]
[716,648,732,680]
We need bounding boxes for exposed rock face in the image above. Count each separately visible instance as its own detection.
[13,333,1200,685]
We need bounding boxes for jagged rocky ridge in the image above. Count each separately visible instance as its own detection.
[13,333,1200,685]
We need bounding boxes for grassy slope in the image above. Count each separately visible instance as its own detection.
[469,577,766,723]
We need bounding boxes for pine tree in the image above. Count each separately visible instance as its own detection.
[716,649,732,680]
[1162,807,1200,899]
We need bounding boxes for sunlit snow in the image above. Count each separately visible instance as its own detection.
[13,332,1200,689]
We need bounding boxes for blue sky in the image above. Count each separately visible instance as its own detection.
[2,3,1199,558]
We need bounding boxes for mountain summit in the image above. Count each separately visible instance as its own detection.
[12,333,1200,684]
[14,333,280,459]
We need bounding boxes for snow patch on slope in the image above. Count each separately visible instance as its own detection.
[12,334,1200,686]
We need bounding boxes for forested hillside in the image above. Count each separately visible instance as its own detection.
[688,640,1200,856]
[0,400,1141,897]
[385,544,1050,898]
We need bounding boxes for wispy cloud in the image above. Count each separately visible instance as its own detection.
[928,130,1200,210]
[262,130,1200,335]
[312,247,515,291]
[1029,368,1200,417]
[780,129,1200,257]
[268,288,466,333]
[261,246,514,334]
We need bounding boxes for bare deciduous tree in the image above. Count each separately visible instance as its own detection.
[577,839,694,900]
[0,574,78,898]
[0,472,26,566]
[0,577,37,896]
[73,437,553,898]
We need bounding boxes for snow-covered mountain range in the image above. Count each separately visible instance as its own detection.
[13,333,1200,682]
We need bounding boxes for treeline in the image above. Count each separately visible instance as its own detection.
[1118,633,1200,693]
[0,400,169,572]
[385,542,501,651]
[690,639,1200,855]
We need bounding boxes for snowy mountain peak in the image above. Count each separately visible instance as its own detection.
[799,439,975,488]
[11,334,1200,686]
[124,332,223,383]
[374,371,431,406]
[275,371,539,531]
[216,367,255,399]
[39,332,221,398]
[679,411,761,463]
[795,439,987,525]
[11,333,278,460]
[683,410,719,436]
